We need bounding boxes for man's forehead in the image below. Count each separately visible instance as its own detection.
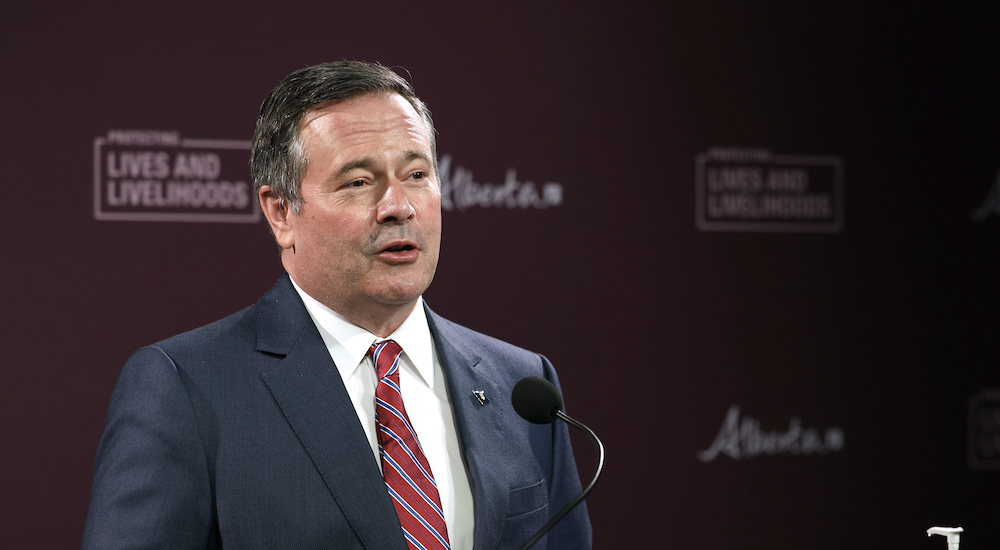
[299,93,421,132]
[295,93,434,176]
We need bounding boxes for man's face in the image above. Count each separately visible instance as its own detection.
[272,93,442,321]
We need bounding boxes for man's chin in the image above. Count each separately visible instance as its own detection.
[368,278,434,308]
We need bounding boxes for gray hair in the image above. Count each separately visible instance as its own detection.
[251,61,437,214]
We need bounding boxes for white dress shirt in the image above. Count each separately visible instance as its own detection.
[290,277,475,549]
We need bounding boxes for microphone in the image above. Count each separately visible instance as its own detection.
[511,376,563,424]
[511,376,605,550]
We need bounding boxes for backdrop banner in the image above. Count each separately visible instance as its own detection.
[2,2,999,548]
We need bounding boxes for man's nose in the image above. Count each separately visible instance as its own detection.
[376,180,415,224]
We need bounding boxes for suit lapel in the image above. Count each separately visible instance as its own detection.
[426,306,510,550]
[256,276,407,550]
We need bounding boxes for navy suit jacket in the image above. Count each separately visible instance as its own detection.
[82,275,591,549]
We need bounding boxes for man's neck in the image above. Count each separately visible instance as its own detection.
[342,300,418,338]
[287,274,418,338]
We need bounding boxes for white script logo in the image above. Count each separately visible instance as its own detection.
[970,168,1000,222]
[438,155,562,212]
[697,404,845,462]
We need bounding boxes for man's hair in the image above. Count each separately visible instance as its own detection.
[251,61,436,214]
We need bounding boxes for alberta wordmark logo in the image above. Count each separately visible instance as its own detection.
[697,404,845,462]
[93,130,258,223]
[438,155,562,212]
[970,168,1000,222]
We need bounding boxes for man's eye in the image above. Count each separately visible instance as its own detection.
[346,179,365,188]
[410,171,426,180]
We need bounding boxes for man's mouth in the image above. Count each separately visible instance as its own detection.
[376,240,421,263]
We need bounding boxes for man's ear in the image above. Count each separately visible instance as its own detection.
[259,185,295,251]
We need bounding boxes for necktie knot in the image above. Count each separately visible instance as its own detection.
[368,340,404,380]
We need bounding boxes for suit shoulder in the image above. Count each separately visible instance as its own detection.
[430,313,536,354]
[151,304,257,359]
[426,309,556,380]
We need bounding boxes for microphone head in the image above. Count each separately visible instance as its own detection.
[511,376,564,424]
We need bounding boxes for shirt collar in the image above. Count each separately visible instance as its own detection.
[289,276,435,387]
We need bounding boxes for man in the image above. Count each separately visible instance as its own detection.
[82,61,592,549]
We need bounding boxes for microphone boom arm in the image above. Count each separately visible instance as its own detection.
[517,409,605,550]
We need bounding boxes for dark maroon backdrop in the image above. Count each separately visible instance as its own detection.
[3,1,1000,548]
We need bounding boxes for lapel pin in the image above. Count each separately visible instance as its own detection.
[473,390,490,406]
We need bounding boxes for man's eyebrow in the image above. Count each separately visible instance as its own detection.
[401,150,433,166]
[334,158,377,179]
[330,151,432,181]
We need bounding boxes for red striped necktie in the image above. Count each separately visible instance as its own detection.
[368,340,451,550]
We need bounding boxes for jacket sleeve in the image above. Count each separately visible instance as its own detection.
[82,346,215,550]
